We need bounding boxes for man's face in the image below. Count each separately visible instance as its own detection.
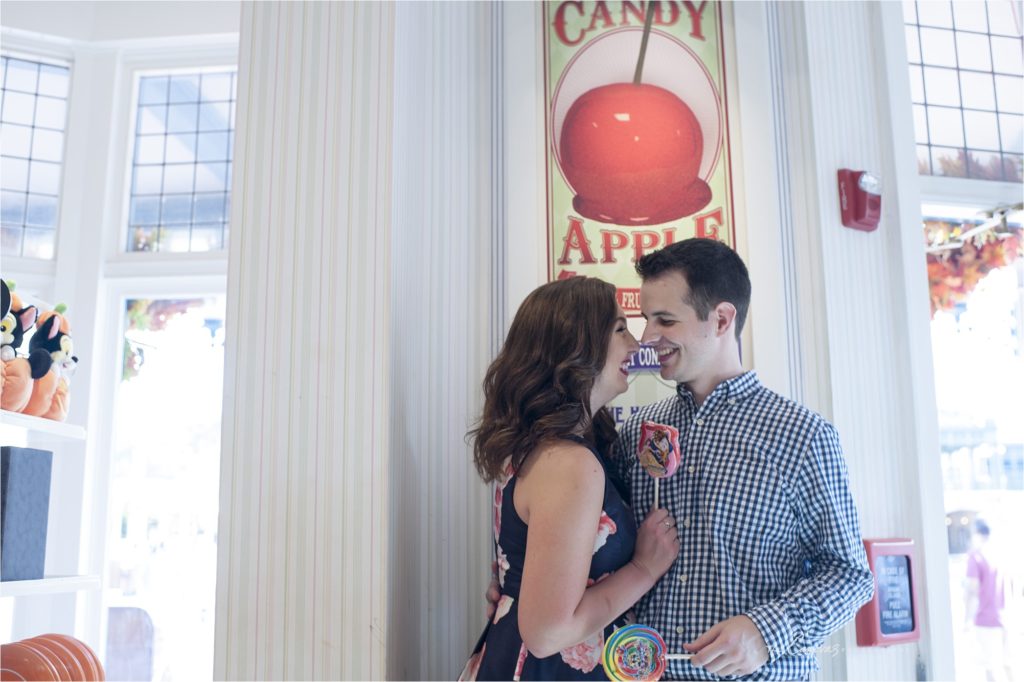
[639,271,717,385]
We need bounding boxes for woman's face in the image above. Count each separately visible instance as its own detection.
[590,305,639,411]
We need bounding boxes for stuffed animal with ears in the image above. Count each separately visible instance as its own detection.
[1,282,51,413]
[22,304,77,421]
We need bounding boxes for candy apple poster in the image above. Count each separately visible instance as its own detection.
[545,0,736,315]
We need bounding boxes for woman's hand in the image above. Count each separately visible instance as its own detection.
[631,508,680,582]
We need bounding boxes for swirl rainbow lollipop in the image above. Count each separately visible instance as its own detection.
[602,624,691,681]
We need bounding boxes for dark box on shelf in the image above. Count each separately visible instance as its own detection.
[1,446,52,581]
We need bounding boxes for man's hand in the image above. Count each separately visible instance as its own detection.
[684,614,769,677]
[484,560,500,620]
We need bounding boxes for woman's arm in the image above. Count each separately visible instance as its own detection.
[516,442,677,658]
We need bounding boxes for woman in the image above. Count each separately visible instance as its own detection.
[460,277,679,681]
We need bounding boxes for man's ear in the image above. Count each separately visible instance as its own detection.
[714,302,737,338]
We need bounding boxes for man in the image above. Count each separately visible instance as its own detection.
[964,519,1009,682]
[613,238,874,679]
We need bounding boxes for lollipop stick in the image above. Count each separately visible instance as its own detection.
[666,654,694,660]
[654,478,660,510]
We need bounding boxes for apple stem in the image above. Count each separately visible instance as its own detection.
[633,1,657,85]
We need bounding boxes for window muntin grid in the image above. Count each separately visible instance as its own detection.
[0,55,71,260]
[127,70,236,253]
[904,1,1024,182]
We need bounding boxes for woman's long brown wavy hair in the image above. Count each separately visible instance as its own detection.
[470,276,621,482]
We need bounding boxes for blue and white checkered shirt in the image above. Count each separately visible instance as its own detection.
[612,371,874,681]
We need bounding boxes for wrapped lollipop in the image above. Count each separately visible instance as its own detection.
[637,421,680,509]
[602,624,691,681]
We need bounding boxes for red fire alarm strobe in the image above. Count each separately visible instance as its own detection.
[838,169,882,232]
[856,538,921,647]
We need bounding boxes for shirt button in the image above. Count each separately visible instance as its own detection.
[682,518,691,528]
[695,418,704,426]
[728,398,736,405]
[687,465,695,473]
[678,574,688,584]
[676,626,685,635]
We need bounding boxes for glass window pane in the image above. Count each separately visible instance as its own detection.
[960,71,996,110]
[1,123,32,156]
[139,76,168,105]
[197,101,230,132]
[991,36,1023,75]
[25,193,58,227]
[914,104,930,143]
[964,110,1000,149]
[159,225,191,252]
[31,129,64,162]
[167,103,198,133]
[130,195,160,225]
[36,64,69,98]
[995,75,1024,114]
[194,162,227,192]
[163,164,195,193]
[161,194,192,223]
[999,113,1024,154]
[956,32,992,71]
[952,1,988,32]
[138,105,167,134]
[924,66,961,106]
[200,73,232,101]
[29,160,61,195]
[196,132,228,162]
[902,0,917,23]
[22,227,55,259]
[917,1,953,27]
[987,2,1021,36]
[135,135,166,165]
[133,166,163,195]
[917,144,932,173]
[4,59,38,92]
[190,224,223,251]
[2,91,35,125]
[193,193,225,223]
[1003,154,1022,181]
[910,65,925,103]
[906,26,922,63]
[2,225,23,255]
[165,133,197,164]
[2,156,29,192]
[920,28,959,67]
[932,146,967,176]
[169,75,200,104]
[929,106,965,146]
[34,96,67,129]
[129,225,158,251]
[1,191,26,223]
[964,149,1003,179]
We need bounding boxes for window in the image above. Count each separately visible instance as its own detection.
[904,0,1023,181]
[0,55,71,259]
[126,70,236,253]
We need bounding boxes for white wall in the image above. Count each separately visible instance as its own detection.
[1,1,239,43]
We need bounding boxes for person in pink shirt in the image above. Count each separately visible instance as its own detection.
[965,519,1011,681]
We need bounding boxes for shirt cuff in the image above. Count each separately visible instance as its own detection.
[746,601,798,663]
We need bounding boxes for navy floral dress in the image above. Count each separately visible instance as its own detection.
[460,437,637,681]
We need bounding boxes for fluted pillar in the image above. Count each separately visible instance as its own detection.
[215,3,393,679]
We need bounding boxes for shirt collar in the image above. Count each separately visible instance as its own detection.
[676,370,761,412]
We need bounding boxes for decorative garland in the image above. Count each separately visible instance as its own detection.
[925,220,1023,317]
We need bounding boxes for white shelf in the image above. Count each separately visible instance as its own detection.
[0,410,86,441]
[0,575,100,598]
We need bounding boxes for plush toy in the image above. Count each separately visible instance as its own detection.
[22,304,77,421]
[1,282,49,413]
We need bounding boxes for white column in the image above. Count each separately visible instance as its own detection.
[735,2,953,680]
[215,3,393,679]
[387,1,499,678]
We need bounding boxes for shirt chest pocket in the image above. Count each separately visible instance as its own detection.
[705,455,798,580]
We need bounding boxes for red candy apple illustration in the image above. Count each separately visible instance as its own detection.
[557,6,712,226]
